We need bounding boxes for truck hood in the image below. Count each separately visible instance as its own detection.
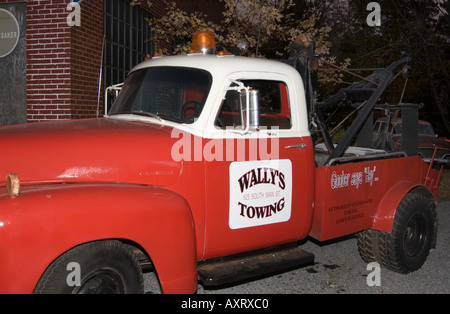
[419,134,450,150]
[0,118,183,187]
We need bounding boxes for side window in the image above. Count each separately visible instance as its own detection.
[215,80,292,130]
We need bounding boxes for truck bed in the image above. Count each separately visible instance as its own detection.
[315,143,394,167]
[310,149,437,241]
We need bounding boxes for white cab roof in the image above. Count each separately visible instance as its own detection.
[122,54,309,139]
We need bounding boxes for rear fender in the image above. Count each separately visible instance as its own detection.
[0,184,197,294]
[372,181,436,233]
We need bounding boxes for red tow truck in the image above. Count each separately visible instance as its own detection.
[0,32,441,294]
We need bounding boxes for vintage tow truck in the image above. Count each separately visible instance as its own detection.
[0,32,442,294]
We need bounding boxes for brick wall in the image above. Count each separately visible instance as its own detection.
[26,0,72,122]
[71,0,103,119]
[26,0,104,122]
[1,0,225,123]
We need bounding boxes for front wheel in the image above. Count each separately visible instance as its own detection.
[34,240,144,294]
[357,193,437,274]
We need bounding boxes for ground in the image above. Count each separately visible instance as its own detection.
[438,168,450,202]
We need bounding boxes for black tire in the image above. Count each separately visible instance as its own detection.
[357,193,437,274]
[357,229,383,264]
[34,240,144,294]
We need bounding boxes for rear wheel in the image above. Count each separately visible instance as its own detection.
[34,240,144,294]
[357,193,437,273]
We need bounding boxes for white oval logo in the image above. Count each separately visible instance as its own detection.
[0,8,20,58]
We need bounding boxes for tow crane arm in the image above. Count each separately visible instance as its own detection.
[322,57,411,165]
[283,40,411,165]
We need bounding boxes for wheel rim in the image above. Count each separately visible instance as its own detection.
[403,213,428,258]
[75,270,125,294]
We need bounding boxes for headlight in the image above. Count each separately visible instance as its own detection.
[6,173,20,198]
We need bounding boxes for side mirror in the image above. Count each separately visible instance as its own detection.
[240,89,260,132]
[104,83,124,116]
[226,80,260,135]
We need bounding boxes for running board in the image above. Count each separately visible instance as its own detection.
[198,246,314,288]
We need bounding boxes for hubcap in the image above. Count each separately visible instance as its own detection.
[75,270,124,294]
[403,213,427,258]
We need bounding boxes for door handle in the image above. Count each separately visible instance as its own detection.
[285,144,307,149]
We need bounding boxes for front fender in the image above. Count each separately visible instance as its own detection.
[0,184,197,294]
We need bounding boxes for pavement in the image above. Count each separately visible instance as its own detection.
[144,201,450,294]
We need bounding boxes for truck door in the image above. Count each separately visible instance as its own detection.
[203,76,315,260]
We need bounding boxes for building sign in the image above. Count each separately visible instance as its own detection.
[0,2,26,127]
[0,8,20,58]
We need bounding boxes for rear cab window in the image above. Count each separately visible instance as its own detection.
[215,80,292,130]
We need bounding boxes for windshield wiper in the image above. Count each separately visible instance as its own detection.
[119,111,163,121]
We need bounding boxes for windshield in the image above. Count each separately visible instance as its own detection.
[418,124,435,136]
[391,123,436,136]
[109,67,212,124]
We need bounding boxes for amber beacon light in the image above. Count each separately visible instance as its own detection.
[190,31,217,54]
